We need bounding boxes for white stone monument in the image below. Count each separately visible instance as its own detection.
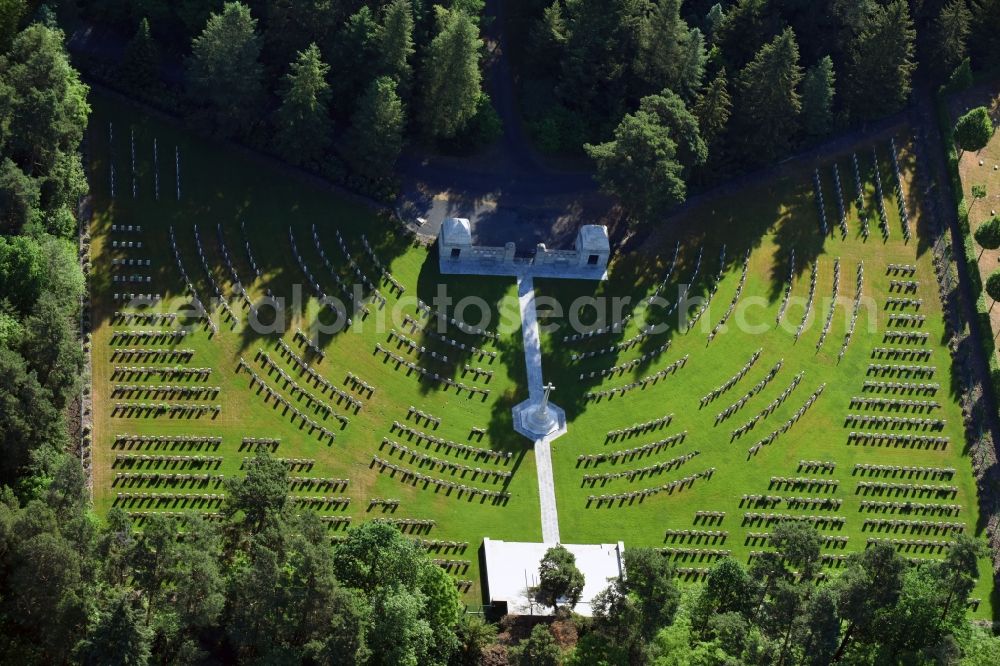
[527,382,558,432]
[438,217,610,279]
[513,381,567,440]
[440,217,473,260]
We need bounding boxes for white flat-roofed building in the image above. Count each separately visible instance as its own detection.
[481,538,625,617]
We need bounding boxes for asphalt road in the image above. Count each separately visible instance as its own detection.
[394,0,612,249]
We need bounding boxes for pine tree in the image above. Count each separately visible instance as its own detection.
[274,43,332,167]
[419,8,482,139]
[327,6,380,112]
[969,0,1000,69]
[934,0,972,78]
[262,0,336,76]
[344,76,405,180]
[73,592,152,666]
[678,28,707,99]
[944,57,973,92]
[842,1,916,121]
[801,55,835,138]
[694,70,731,147]
[187,2,264,138]
[733,27,803,164]
[119,17,160,93]
[640,0,706,100]
[716,0,785,71]
[0,0,26,52]
[381,0,415,98]
[705,3,725,41]
[552,0,644,128]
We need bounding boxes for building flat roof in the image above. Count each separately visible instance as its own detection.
[577,224,610,253]
[482,538,624,617]
[441,217,472,246]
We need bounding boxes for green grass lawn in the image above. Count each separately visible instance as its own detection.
[535,139,996,619]
[87,92,996,618]
[88,93,540,602]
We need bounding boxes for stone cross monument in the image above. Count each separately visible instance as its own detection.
[527,383,557,432]
[515,380,566,440]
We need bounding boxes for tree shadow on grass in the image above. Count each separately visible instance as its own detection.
[531,204,794,420]
[769,182,827,302]
[408,247,519,398]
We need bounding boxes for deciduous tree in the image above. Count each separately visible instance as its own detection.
[333,521,461,664]
[986,269,1000,311]
[592,547,680,662]
[586,109,686,224]
[0,234,43,313]
[802,585,841,666]
[621,547,681,637]
[831,544,905,659]
[0,23,89,193]
[637,90,708,171]
[770,520,822,581]
[536,544,585,609]
[223,449,288,531]
[453,614,498,666]
[509,624,561,666]
[974,216,1000,258]
[936,535,985,623]
[698,558,759,621]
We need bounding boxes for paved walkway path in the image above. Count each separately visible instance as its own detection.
[516,275,561,543]
[534,436,560,543]
[518,276,544,401]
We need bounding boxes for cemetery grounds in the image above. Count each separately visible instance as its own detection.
[953,84,1000,348]
[87,92,997,618]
